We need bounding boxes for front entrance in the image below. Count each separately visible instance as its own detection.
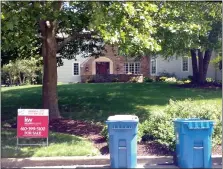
[96,62,110,75]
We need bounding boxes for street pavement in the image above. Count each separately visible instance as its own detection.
[8,163,221,169]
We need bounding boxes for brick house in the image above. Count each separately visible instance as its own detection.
[57,45,150,83]
[57,45,221,83]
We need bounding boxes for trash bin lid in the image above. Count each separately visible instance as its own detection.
[186,120,214,129]
[107,115,139,122]
[173,118,200,122]
[173,118,214,129]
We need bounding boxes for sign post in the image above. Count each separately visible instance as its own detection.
[17,109,49,146]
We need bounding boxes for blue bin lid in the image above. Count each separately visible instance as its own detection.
[186,120,214,129]
[173,118,214,129]
[106,115,139,123]
[173,118,200,122]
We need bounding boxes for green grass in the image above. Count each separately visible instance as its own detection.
[2,82,221,123]
[1,82,221,157]
[1,129,99,158]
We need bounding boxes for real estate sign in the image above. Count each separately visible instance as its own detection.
[17,109,49,138]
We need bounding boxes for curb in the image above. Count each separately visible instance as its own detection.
[1,155,222,168]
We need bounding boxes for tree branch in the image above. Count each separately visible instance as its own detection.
[57,32,99,52]
[52,1,63,37]
[36,34,46,40]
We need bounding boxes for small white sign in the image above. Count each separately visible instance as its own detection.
[18,109,49,116]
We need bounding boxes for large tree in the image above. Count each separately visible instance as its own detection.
[155,1,222,84]
[2,2,164,119]
[2,1,220,119]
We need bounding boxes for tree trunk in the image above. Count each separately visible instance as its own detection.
[11,76,14,85]
[198,49,205,84]
[40,20,60,120]
[9,75,12,85]
[18,72,22,84]
[190,49,199,83]
[191,49,212,85]
[203,49,212,80]
[22,76,26,84]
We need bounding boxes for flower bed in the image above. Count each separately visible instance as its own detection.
[81,74,144,83]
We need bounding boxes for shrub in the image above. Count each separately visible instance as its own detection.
[158,72,176,78]
[140,99,222,151]
[139,110,175,151]
[87,79,95,83]
[206,77,213,83]
[183,79,191,84]
[181,78,191,83]
[101,125,108,142]
[85,76,95,83]
[176,80,184,85]
[144,77,153,83]
[129,77,138,83]
[165,77,177,83]
[213,80,222,87]
[112,77,119,82]
[159,76,168,81]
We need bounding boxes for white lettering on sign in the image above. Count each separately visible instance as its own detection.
[24,117,33,123]
[24,131,32,135]
[32,131,41,135]
[18,109,49,116]
[20,127,28,131]
[20,127,46,131]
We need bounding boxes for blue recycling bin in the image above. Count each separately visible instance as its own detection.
[173,118,214,168]
[106,115,139,168]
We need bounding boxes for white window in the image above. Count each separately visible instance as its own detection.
[124,62,140,74]
[73,62,80,75]
[182,57,189,72]
[151,58,157,75]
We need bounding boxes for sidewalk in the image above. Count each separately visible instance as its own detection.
[1,155,222,168]
[3,164,223,169]
[3,165,178,169]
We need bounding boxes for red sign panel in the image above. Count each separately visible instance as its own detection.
[17,109,49,138]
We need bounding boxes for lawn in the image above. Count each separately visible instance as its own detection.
[1,129,99,158]
[1,82,222,157]
[2,82,221,123]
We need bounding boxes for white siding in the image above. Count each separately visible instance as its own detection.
[57,55,88,83]
[57,52,222,83]
[154,56,192,78]
[206,51,222,81]
[152,53,222,81]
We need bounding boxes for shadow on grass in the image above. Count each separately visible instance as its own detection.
[2,82,222,124]
[1,128,97,158]
[57,83,221,122]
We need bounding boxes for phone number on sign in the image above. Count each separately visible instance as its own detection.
[20,127,46,131]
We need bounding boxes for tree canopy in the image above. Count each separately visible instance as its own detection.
[2,1,221,60]
[155,1,222,58]
[1,1,222,118]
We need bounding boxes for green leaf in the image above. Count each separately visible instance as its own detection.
[6,22,13,30]
[1,14,5,19]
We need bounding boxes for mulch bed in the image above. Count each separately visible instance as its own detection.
[49,119,221,156]
[177,82,222,89]
[49,119,173,156]
[2,118,221,156]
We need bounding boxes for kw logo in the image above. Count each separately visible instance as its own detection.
[24,117,33,123]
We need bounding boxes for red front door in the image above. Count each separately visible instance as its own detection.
[96,62,110,75]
